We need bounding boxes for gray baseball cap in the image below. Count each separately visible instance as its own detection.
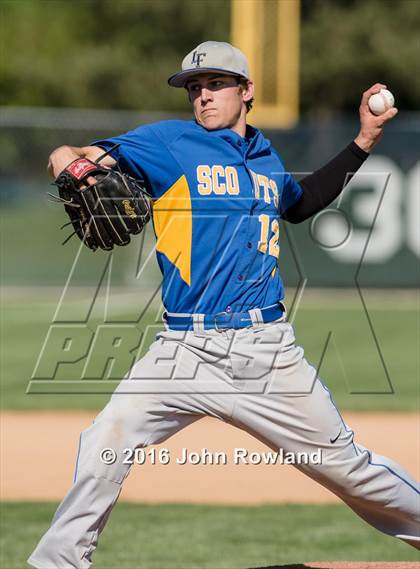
[168,41,250,88]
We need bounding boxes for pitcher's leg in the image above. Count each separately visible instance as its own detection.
[28,327,236,568]
[27,331,211,569]
[317,381,420,549]
[28,392,201,569]
[232,353,420,549]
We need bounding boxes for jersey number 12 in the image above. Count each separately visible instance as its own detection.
[258,214,279,257]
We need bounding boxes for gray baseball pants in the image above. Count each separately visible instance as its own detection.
[28,318,420,568]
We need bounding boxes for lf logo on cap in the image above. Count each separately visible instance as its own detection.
[191,51,207,67]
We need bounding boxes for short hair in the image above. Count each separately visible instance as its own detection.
[237,77,254,113]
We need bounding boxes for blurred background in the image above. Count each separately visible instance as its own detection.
[1,1,420,566]
[0,0,419,396]
[1,0,418,408]
[1,0,419,288]
[0,1,419,399]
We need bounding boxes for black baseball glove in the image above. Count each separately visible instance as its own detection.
[51,150,151,251]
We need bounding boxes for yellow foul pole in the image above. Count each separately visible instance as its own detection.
[231,0,300,128]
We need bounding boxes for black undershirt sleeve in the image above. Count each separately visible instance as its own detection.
[281,141,369,224]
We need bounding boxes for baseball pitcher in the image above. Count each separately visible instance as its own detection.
[28,41,419,568]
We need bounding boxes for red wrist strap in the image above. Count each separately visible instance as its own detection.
[66,158,98,181]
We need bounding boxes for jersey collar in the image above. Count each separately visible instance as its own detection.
[193,120,271,158]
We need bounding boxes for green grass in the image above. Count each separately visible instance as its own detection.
[0,205,135,286]
[1,288,418,411]
[2,502,419,568]
[291,290,420,411]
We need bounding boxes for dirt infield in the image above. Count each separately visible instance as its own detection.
[270,561,420,569]
[2,411,419,504]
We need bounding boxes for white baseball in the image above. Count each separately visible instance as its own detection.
[368,89,395,115]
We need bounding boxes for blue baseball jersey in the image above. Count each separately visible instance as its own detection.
[93,120,303,315]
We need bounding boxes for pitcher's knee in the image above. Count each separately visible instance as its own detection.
[314,452,375,499]
[74,405,146,484]
[94,395,158,443]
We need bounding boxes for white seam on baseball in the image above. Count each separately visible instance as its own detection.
[379,91,390,111]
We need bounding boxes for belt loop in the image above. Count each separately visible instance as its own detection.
[279,301,287,316]
[249,308,264,326]
[162,311,170,331]
[193,314,205,333]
